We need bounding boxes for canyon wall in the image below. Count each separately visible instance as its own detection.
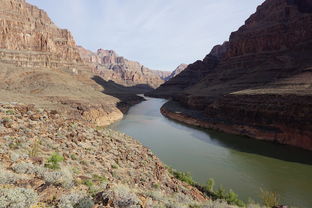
[78,47,171,88]
[0,0,82,68]
[149,0,312,150]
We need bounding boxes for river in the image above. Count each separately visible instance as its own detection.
[110,97,312,208]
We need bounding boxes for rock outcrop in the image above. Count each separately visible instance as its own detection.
[149,0,312,150]
[166,64,188,80]
[78,46,170,89]
[0,0,82,68]
[0,0,144,127]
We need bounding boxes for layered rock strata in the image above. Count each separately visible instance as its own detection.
[0,0,82,68]
[78,47,170,88]
[149,0,312,150]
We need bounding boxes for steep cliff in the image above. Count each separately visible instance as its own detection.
[0,0,143,126]
[0,0,82,68]
[78,46,170,88]
[150,0,312,150]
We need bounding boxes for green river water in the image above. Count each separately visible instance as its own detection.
[110,97,312,208]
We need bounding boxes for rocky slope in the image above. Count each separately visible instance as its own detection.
[0,102,218,207]
[148,0,312,150]
[78,47,171,89]
[0,1,228,207]
[166,64,188,81]
[0,0,147,126]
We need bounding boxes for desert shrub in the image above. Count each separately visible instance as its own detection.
[70,154,77,160]
[102,184,141,208]
[45,153,64,170]
[12,162,46,176]
[10,152,21,162]
[12,162,36,174]
[202,199,230,208]
[260,189,280,208]
[74,197,94,208]
[29,139,41,157]
[83,179,94,188]
[60,194,94,208]
[92,174,107,183]
[8,140,22,150]
[111,164,118,169]
[147,190,163,201]
[0,187,38,208]
[0,169,25,184]
[43,168,73,188]
[5,109,15,115]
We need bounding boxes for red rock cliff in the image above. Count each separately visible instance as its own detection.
[0,0,82,68]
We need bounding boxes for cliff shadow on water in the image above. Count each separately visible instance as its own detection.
[162,103,312,166]
[91,75,153,112]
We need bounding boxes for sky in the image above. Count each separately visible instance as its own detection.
[26,0,264,71]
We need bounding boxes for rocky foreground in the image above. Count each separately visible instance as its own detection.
[0,102,254,208]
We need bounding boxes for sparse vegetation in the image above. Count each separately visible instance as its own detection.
[29,139,41,157]
[260,188,280,208]
[168,167,245,207]
[5,109,15,115]
[0,187,38,208]
[45,152,64,170]
[111,164,118,169]
[168,167,195,186]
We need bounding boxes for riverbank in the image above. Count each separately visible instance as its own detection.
[160,98,312,151]
[111,97,312,208]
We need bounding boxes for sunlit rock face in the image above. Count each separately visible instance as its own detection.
[78,46,171,88]
[0,0,82,68]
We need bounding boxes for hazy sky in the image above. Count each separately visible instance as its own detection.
[26,0,264,71]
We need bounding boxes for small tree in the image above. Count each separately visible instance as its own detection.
[45,153,64,170]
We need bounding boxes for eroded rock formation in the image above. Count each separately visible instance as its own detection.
[166,64,188,81]
[149,0,312,150]
[78,46,170,88]
[0,0,82,68]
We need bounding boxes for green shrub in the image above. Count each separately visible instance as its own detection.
[92,174,107,183]
[206,178,215,192]
[169,168,195,186]
[70,154,77,160]
[260,188,280,208]
[111,164,118,169]
[5,110,15,115]
[45,153,64,170]
[83,179,93,188]
[167,166,245,207]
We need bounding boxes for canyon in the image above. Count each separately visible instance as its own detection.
[78,46,171,89]
[0,0,172,128]
[0,0,220,207]
[148,0,312,151]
